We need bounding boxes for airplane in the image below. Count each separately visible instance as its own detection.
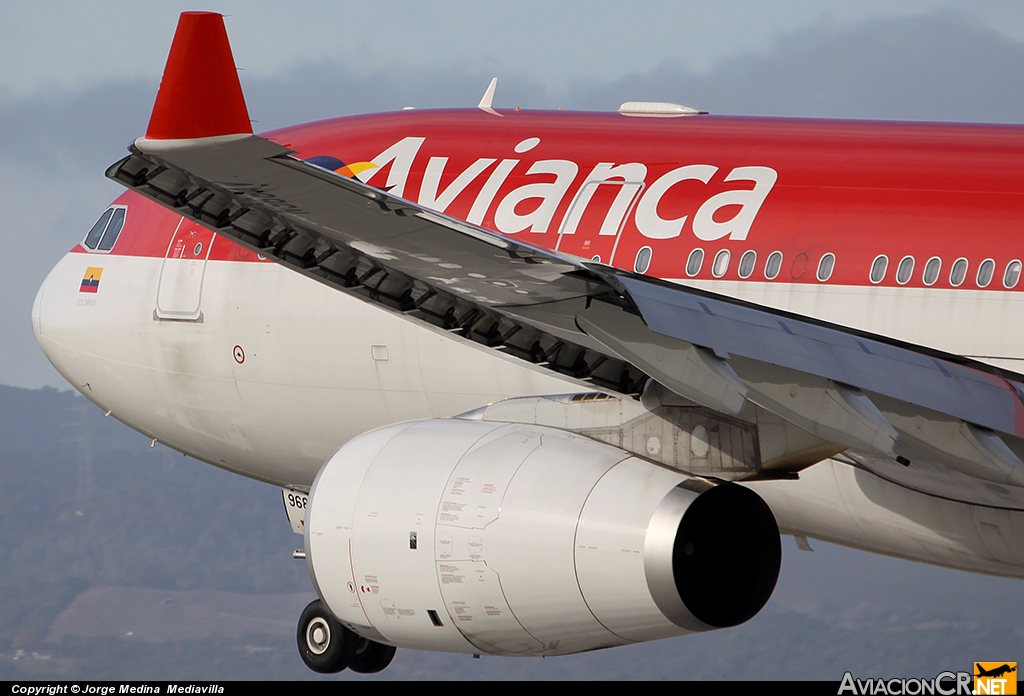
[31,11,1024,675]
[976,664,1017,679]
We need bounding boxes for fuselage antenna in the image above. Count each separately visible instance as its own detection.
[478,77,501,116]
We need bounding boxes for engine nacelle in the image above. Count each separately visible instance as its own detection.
[305,419,780,656]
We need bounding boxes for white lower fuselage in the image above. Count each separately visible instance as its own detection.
[32,243,1024,577]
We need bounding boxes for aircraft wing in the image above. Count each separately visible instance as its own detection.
[108,12,1024,509]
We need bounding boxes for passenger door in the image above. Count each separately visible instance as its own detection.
[155,219,216,321]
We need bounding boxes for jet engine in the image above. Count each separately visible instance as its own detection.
[304,418,780,658]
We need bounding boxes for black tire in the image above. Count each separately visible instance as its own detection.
[296,599,357,673]
[350,638,397,674]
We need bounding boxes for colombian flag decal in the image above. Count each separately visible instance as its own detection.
[80,267,103,293]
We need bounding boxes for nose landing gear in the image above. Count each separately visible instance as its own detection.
[296,599,396,674]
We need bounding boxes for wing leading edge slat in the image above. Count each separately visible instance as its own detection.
[109,137,650,395]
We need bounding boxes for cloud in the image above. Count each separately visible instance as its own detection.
[571,12,1024,121]
[241,61,552,129]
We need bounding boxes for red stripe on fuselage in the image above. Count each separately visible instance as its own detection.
[70,191,271,263]
[80,110,1024,292]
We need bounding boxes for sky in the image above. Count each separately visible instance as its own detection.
[4,1,1024,97]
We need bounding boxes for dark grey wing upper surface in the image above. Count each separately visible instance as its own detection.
[108,133,1024,507]
[113,135,646,391]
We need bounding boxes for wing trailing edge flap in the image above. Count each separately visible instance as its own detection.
[575,302,748,416]
[577,294,1024,488]
[868,394,1024,488]
[578,301,900,460]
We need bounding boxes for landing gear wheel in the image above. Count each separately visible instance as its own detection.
[350,637,397,674]
[297,599,357,673]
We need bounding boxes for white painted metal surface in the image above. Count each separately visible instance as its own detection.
[34,254,576,487]
[306,419,779,656]
[32,240,1024,582]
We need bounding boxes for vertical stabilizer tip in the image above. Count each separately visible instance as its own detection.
[146,11,252,141]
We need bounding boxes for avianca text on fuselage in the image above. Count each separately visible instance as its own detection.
[277,110,1024,292]
[331,135,777,245]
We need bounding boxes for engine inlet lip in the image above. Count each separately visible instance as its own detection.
[644,481,781,631]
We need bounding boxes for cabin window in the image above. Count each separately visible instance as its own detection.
[870,255,887,284]
[896,256,914,285]
[977,259,995,288]
[83,206,126,252]
[712,249,731,278]
[738,250,756,279]
[1004,260,1021,289]
[950,258,968,287]
[816,253,835,282]
[686,248,704,277]
[765,251,783,280]
[922,257,941,286]
[634,246,652,274]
